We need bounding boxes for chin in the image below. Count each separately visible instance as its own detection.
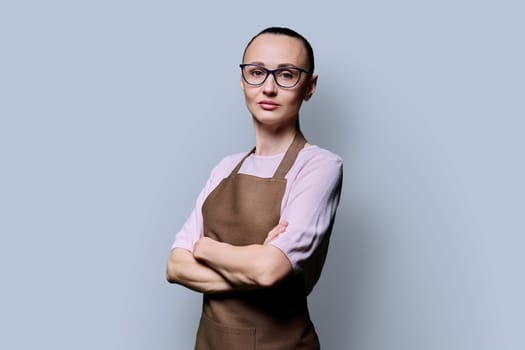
[253,115,296,129]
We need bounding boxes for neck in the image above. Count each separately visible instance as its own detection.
[253,124,299,156]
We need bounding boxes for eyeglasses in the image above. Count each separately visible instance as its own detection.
[239,64,310,88]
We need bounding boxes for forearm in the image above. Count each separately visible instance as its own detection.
[193,237,292,288]
[166,248,237,294]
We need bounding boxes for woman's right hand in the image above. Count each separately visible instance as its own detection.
[263,221,288,245]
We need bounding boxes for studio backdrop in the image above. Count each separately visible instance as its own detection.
[0,1,523,349]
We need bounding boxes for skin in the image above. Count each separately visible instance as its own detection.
[166,222,288,293]
[166,33,318,293]
[242,33,317,156]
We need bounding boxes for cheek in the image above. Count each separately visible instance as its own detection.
[242,87,257,102]
[285,91,305,107]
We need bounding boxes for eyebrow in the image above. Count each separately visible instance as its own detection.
[247,61,300,68]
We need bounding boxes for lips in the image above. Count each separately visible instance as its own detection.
[258,100,280,111]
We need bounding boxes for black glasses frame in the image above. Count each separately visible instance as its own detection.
[239,64,311,88]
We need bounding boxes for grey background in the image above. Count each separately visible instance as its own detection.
[1,0,523,349]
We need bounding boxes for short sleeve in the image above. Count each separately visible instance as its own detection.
[269,153,343,272]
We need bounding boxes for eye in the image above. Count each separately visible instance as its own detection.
[250,69,264,77]
[277,69,298,81]
[246,66,266,77]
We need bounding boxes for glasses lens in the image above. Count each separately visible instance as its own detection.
[275,68,301,88]
[242,65,268,85]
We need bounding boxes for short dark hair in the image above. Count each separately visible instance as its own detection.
[242,27,315,73]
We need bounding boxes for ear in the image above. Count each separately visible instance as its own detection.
[303,75,318,101]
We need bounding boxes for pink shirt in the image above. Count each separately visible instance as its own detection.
[171,145,343,293]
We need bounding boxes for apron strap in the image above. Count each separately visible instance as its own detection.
[227,147,256,178]
[227,132,307,179]
[273,132,307,179]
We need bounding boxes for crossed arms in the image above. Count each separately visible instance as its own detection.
[166,221,292,294]
[166,153,343,294]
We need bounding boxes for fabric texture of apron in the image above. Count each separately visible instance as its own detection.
[195,132,320,350]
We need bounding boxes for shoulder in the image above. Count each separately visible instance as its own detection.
[297,145,343,174]
[284,145,343,190]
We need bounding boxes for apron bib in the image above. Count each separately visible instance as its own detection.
[195,133,320,350]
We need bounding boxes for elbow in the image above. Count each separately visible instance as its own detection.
[252,251,292,288]
[166,263,186,284]
[166,253,184,284]
[255,271,283,288]
[166,263,178,284]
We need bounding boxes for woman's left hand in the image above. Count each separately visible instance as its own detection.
[263,221,288,244]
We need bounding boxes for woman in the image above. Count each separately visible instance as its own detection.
[167,27,343,349]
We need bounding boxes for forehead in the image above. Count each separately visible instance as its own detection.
[243,33,308,68]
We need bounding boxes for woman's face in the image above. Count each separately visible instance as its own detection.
[241,33,317,130]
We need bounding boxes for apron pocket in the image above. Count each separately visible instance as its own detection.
[195,313,255,350]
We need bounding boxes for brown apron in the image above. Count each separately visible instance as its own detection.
[195,132,320,350]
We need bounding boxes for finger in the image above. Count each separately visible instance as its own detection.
[268,222,287,237]
[274,221,288,231]
[276,221,288,232]
[264,231,278,244]
[264,221,289,244]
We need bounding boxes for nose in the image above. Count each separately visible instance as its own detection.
[262,73,278,95]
